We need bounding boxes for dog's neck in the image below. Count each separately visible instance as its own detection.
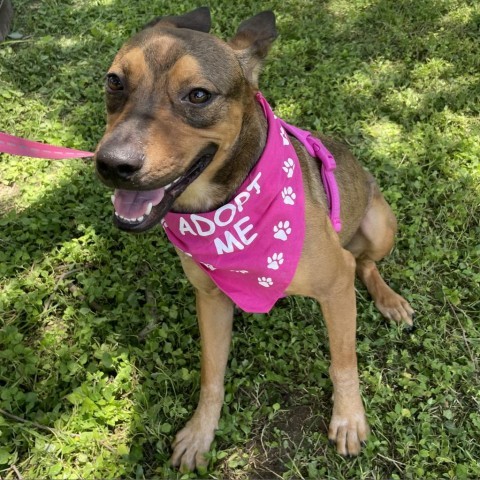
[213,99,267,199]
[173,98,268,213]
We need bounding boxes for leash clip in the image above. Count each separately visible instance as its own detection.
[311,140,336,172]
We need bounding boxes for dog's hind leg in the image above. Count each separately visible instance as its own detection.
[346,182,414,325]
[171,252,234,471]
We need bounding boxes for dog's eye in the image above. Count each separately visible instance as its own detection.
[188,89,212,105]
[106,73,124,92]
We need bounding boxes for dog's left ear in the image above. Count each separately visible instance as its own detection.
[229,11,278,88]
[143,6,211,33]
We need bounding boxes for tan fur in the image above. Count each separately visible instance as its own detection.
[174,100,245,211]
[94,9,414,472]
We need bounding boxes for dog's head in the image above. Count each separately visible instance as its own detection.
[95,7,277,232]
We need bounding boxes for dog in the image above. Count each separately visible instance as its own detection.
[94,7,414,471]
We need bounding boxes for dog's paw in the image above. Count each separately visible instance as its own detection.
[375,291,415,326]
[328,407,370,457]
[171,418,215,472]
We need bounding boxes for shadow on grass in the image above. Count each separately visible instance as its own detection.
[1,0,479,477]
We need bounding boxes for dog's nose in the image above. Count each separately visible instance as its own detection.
[96,143,144,181]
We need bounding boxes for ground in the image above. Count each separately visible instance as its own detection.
[0,0,479,479]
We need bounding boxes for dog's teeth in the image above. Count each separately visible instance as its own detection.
[115,212,146,224]
[111,195,115,205]
[145,202,153,216]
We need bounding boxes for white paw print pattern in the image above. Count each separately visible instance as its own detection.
[282,158,295,178]
[273,221,292,241]
[280,126,290,146]
[258,277,273,287]
[267,253,284,270]
[161,219,168,229]
[282,186,296,205]
[231,269,249,274]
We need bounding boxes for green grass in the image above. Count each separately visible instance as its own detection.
[0,0,479,478]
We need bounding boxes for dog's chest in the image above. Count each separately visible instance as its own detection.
[163,96,307,313]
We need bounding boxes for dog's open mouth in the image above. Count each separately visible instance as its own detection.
[111,144,218,233]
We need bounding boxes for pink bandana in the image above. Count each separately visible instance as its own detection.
[163,93,340,313]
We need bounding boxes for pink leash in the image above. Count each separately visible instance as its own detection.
[281,121,342,233]
[0,131,93,159]
[1,120,341,232]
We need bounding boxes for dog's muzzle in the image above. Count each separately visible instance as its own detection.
[107,144,218,233]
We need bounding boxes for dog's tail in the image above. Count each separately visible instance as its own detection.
[0,0,14,41]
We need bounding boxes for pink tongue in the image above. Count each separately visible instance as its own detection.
[113,188,165,219]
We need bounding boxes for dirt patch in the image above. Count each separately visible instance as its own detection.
[247,404,328,479]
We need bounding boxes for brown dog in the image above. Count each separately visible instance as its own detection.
[94,7,414,471]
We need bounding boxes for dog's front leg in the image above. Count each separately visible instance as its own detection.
[171,253,234,471]
[317,249,370,456]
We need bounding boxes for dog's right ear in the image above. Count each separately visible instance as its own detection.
[229,11,278,88]
[143,7,211,33]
